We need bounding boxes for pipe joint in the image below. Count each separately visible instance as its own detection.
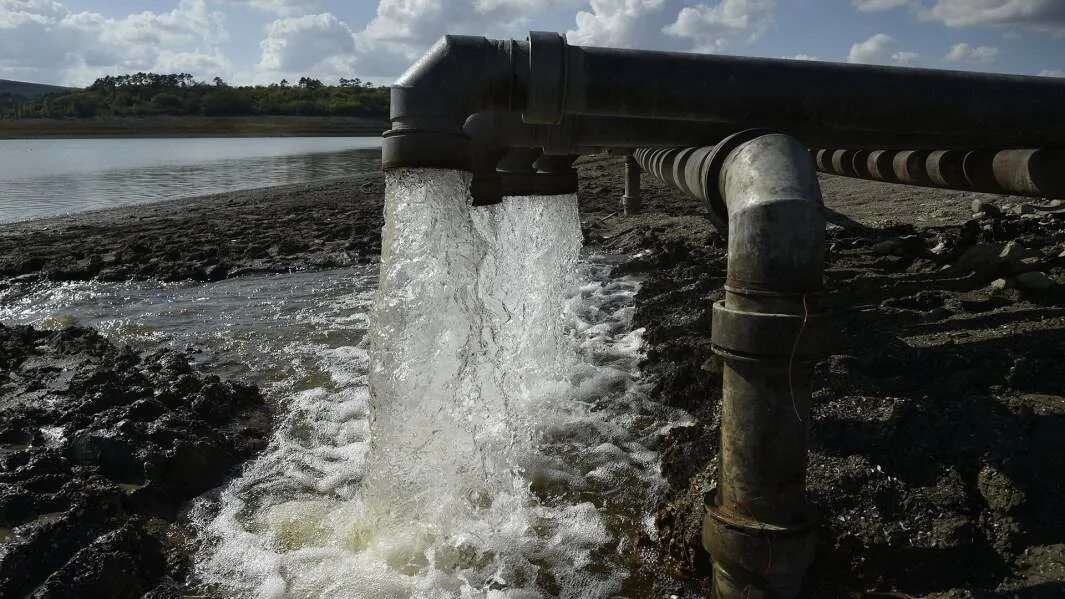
[703,503,818,599]
[710,301,828,362]
[384,35,528,170]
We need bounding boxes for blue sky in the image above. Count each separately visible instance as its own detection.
[1,0,1062,87]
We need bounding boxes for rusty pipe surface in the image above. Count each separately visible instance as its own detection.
[816,147,1065,198]
[636,133,826,598]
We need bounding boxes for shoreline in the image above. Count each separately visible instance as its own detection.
[3,160,1065,596]
[0,115,388,139]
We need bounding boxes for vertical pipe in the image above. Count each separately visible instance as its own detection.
[622,153,642,215]
[703,133,824,599]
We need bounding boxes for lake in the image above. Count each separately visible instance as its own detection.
[0,137,382,223]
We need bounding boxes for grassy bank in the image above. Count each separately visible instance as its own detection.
[0,115,388,138]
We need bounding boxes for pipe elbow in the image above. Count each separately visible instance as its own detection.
[720,133,825,294]
[384,35,526,171]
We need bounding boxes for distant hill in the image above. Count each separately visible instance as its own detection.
[0,79,76,99]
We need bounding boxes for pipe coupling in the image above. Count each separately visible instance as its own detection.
[703,495,818,599]
[710,300,829,361]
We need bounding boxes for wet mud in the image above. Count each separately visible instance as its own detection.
[0,324,270,598]
[2,157,1065,596]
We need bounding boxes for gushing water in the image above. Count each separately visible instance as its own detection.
[192,169,685,598]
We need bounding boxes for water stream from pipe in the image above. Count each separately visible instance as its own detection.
[190,169,687,598]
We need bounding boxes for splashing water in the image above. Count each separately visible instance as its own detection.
[193,169,685,598]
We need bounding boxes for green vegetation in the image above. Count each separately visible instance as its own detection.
[0,79,75,101]
[0,73,389,120]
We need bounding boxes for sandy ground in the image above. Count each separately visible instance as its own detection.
[2,158,1065,597]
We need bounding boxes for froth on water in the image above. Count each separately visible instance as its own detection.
[195,168,677,598]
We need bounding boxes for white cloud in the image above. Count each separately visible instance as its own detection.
[0,0,229,85]
[852,0,909,12]
[944,42,999,62]
[846,33,921,66]
[565,0,775,53]
[848,33,890,63]
[258,13,356,74]
[566,0,673,49]
[242,0,321,16]
[663,0,775,53]
[787,53,819,60]
[920,0,1065,36]
[1038,68,1064,76]
[891,50,920,64]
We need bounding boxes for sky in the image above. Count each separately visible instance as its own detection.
[1,0,1063,87]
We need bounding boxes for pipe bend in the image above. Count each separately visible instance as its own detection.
[384,36,526,171]
[720,133,826,295]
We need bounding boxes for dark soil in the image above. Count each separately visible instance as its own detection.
[3,156,1065,597]
[0,324,270,598]
[0,174,385,286]
[576,155,1065,597]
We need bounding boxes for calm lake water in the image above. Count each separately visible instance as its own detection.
[0,137,382,223]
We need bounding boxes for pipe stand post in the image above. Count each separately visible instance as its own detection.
[702,133,828,598]
[622,153,642,215]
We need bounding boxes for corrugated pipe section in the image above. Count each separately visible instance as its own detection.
[814,147,1065,198]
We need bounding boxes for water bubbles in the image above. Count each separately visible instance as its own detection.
[193,169,689,598]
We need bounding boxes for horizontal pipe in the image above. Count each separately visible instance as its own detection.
[816,147,1065,198]
[549,38,1065,147]
[385,32,1065,171]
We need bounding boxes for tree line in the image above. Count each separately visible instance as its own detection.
[0,72,389,120]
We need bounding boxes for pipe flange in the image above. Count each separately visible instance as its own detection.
[704,129,778,223]
[382,128,472,171]
[703,490,818,598]
[710,300,829,360]
[525,31,567,125]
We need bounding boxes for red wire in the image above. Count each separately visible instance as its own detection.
[788,293,810,423]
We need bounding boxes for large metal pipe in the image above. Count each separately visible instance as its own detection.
[817,147,1065,198]
[384,33,1065,172]
[636,132,826,598]
[535,34,1065,146]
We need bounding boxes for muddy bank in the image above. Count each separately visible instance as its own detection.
[0,324,270,598]
[0,174,384,285]
[2,157,1064,597]
[576,155,1065,597]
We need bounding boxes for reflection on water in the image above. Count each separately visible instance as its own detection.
[0,137,381,223]
[0,267,378,389]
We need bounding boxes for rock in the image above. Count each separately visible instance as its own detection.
[1007,256,1042,275]
[971,199,1001,218]
[951,242,1006,273]
[998,241,1025,261]
[204,262,229,282]
[871,235,925,257]
[1015,271,1056,291]
[977,465,1027,514]
[989,278,1011,291]
[949,241,1038,276]
[0,323,271,595]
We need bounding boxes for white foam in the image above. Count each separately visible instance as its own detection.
[194,169,688,598]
